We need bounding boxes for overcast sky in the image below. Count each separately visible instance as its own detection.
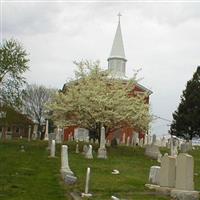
[2,1,200,136]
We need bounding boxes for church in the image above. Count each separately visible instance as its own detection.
[64,15,152,143]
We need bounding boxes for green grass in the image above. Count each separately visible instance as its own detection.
[0,140,199,200]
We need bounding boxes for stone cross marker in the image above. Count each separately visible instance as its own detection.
[175,153,194,191]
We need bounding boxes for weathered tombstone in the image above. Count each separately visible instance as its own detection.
[85,145,93,159]
[60,145,73,177]
[145,145,161,159]
[144,134,148,145]
[55,127,62,144]
[97,127,107,159]
[64,174,77,185]
[82,144,88,155]
[50,139,56,157]
[180,143,188,153]
[75,143,79,153]
[175,153,194,191]
[148,166,160,185]
[81,167,92,197]
[157,153,162,163]
[159,154,176,188]
[44,120,49,141]
[152,134,156,145]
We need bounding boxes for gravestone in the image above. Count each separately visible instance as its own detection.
[175,153,194,191]
[85,145,93,159]
[149,166,160,185]
[60,145,73,177]
[75,143,79,153]
[55,127,62,144]
[159,154,176,188]
[152,134,156,145]
[145,144,161,159]
[50,139,56,157]
[97,127,107,159]
[81,167,92,197]
[82,144,88,155]
[44,120,49,141]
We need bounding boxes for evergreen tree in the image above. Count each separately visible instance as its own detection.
[170,66,200,139]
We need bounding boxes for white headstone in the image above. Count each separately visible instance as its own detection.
[175,153,194,191]
[44,120,49,141]
[60,145,73,176]
[75,143,79,153]
[85,145,93,159]
[83,144,88,155]
[81,167,92,197]
[152,134,156,145]
[145,145,161,160]
[149,166,160,185]
[159,154,176,188]
[55,127,62,144]
[50,139,56,157]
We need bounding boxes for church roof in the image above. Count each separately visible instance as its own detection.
[109,18,126,60]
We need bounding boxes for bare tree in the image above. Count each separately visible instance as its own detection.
[22,84,57,137]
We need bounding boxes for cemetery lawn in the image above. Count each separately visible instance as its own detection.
[0,140,199,200]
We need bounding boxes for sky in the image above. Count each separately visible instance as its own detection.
[1,1,200,137]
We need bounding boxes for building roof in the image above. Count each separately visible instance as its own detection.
[108,17,126,60]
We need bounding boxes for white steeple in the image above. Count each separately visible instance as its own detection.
[108,13,127,77]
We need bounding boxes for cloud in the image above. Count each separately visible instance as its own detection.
[2,2,200,136]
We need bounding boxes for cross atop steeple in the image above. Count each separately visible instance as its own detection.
[108,13,127,77]
[118,12,122,23]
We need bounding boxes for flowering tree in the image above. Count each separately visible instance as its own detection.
[49,60,151,136]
